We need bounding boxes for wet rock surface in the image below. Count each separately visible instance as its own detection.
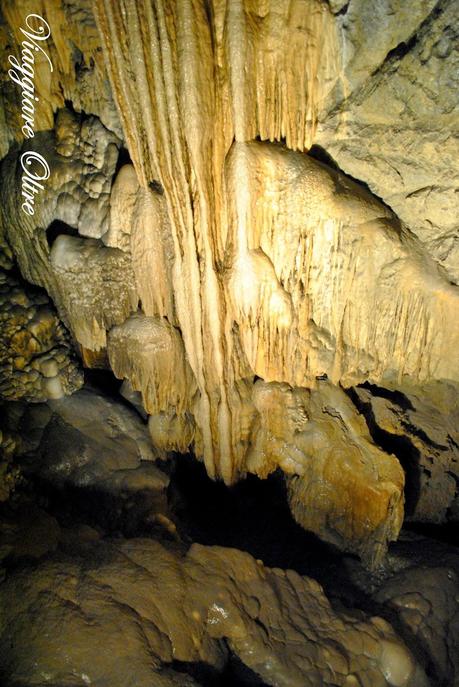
[0,384,456,687]
[0,270,83,403]
[0,535,431,687]
[0,1,458,685]
[342,533,459,687]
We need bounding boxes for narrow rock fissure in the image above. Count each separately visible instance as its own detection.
[347,385,422,516]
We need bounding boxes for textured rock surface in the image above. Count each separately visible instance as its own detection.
[50,236,138,351]
[108,313,197,417]
[0,385,175,545]
[376,565,459,687]
[0,109,120,293]
[316,0,459,282]
[0,537,430,687]
[246,381,405,566]
[343,532,459,687]
[0,269,82,402]
[0,0,458,567]
[0,505,60,564]
[6,386,167,494]
[352,382,459,524]
[0,0,122,156]
[0,3,458,685]
[0,424,20,502]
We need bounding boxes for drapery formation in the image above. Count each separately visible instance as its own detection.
[3,0,458,564]
[94,0,336,483]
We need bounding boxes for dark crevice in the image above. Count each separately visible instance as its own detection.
[400,419,447,451]
[11,476,171,543]
[405,520,459,548]
[310,147,402,221]
[308,144,341,171]
[83,368,123,397]
[81,369,152,425]
[46,219,79,248]
[149,178,164,195]
[347,386,421,516]
[375,0,445,74]
[113,146,132,178]
[72,44,95,76]
[81,369,150,422]
[170,656,270,687]
[325,0,447,119]
[358,382,414,411]
[379,36,418,69]
[324,1,350,16]
[62,99,88,121]
[169,455,348,586]
[335,1,350,16]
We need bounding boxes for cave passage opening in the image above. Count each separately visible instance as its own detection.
[169,455,342,576]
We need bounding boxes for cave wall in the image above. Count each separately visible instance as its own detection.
[0,0,458,567]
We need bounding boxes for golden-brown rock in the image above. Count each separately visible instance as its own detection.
[0,537,430,687]
[0,269,82,403]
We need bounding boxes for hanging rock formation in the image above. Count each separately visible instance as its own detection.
[0,0,458,567]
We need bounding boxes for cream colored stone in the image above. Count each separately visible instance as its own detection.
[107,313,197,416]
[50,236,138,351]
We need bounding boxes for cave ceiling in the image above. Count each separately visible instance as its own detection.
[0,1,458,686]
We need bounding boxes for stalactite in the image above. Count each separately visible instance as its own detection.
[2,0,457,564]
[94,0,337,484]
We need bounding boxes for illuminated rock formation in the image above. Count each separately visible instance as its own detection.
[0,0,457,566]
[0,269,82,402]
[1,2,458,685]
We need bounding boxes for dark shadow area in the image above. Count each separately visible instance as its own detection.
[376,1,444,74]
[307,145,401,221]
[46,219,79,248]
[347,386,421,517]
[82,368,149,422]
[169,455,347,584]
[171,656,270,687]
[3,426,456,685]
[112,146,165,195]
[113,146,132,178]
[83,368,123,397]
[404,520,459,548]
[18,477,171,541]
[308,144,341,171]
[358,382,414,411]
[149,178,164,195]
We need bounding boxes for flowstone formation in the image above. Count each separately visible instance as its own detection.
[0,538,430,687]
[1,0,458,566]
[0,1,459,684]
